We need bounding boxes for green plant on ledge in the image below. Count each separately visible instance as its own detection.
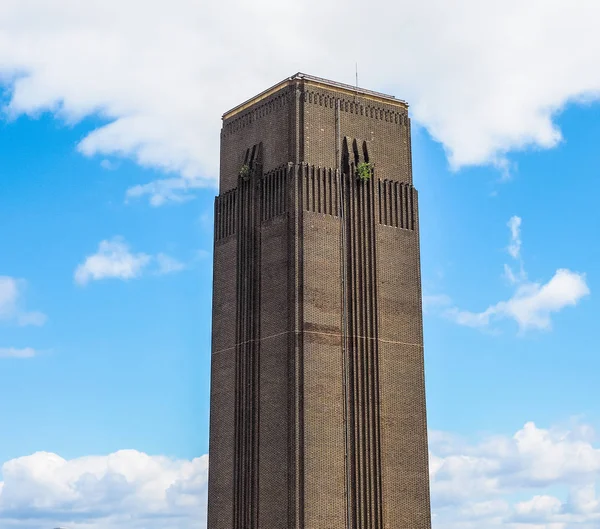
[239,164,251,180]
[356,161,373,182]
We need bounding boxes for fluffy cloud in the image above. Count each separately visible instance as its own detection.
[0,276,46,326]
[74,238,152,285]
[0,347,36,358]
[74,238,185,285]
[435,217,589,332]
[431,421,600,528]
[511,495,563,523]
[2,1,600,204]
[0,450,208,529]
[2,422,600,529]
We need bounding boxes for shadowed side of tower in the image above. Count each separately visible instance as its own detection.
[208,73,431,529]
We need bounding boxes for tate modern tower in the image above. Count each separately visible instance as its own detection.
[208,73,432,529]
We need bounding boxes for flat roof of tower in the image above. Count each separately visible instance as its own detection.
[222,72,408,120]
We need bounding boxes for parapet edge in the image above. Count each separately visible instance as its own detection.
[222,72,408,120]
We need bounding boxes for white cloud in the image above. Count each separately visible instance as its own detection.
[0,277,19,319]
[74,238,152,285]
[3,421,600,529]
[507,216,523,259]
[430,421,600,528]
[512,494,563,522]
[0,276,46,327]
[0,347,36,358]
[503,263,523,286]
[435,217,590,332]
[0,450,208,529]
[504,215,527,285]
[126,178,205,207]
[446,268,590,331]
[2,1,600,203]
[502,269,589,330]
[74,238,187,285]
[565,483,600,515]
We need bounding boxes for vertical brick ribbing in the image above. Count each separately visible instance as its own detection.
[290,163,305,529]
[343,164,383,529]
[234,177,260,529]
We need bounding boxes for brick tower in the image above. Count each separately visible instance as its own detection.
[208,73,431,529]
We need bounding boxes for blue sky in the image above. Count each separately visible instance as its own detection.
[417,102,600,437]
[1,115,214,462]
[2,2,600,528]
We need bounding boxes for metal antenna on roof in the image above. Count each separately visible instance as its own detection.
[355,63,359,100]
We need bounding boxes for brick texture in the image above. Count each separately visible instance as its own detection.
[208,73,431,529]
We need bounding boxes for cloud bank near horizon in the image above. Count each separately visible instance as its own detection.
[1,421,600,528]
[2,0,600,204]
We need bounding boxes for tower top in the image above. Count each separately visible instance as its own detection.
[222,72,408,120]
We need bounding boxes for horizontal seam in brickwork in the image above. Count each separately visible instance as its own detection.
[212,331,423,355]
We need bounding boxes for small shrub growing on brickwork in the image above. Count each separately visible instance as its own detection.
[239,164,251,180]
[356,161,373,182]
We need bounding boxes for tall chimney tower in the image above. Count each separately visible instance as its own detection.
[208,73,432,529]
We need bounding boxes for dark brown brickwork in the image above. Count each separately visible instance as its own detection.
[208,73,431,529]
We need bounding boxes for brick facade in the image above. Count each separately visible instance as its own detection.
[208,73,431,529]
